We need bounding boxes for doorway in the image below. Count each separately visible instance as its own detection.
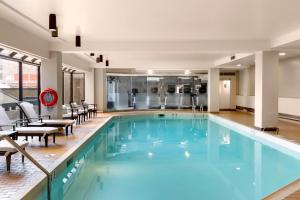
[219,80,231,109]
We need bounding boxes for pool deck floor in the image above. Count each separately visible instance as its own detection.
[1,110,300,200]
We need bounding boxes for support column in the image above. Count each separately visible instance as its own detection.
[254,51,279,129]
[94,68,107,112]
[208,68,220,112]
[41,52,63,119]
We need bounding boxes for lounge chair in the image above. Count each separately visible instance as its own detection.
[0,139,28,171]
[81,101,97,118]
[62,104,79,124]
[18,102,75,136]
[70,102,88,123]
[0,106,58,147]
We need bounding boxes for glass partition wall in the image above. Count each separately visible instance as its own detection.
[106,74,208,112]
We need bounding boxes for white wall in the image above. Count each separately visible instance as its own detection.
[237,55,300,117]
[220,74,237,109]
[95,69,107,112]
[279,56,300,98]
[85,69,95,104]
[208,68,220,112]
[41,52,63,118]
[62,54,93,72]
[0,18,49,58]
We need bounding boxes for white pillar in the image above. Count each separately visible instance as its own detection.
[85,68,95,104]
[208,68,220,112]
[94,68,107,112]
[254,51,279,129]
[41,51,63,119]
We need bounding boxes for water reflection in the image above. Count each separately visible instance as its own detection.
[48,116,300,200]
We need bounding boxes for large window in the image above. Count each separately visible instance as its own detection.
[73,73,85,104]
[0,59,20,119]
[0,56,40,120]
[63,71,85,105]
[23,63,39,113]
[0,59,19,103]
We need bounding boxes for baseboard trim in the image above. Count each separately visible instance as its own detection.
[236,106,254,112]
[220,109,236,111]
[254,126,279,133]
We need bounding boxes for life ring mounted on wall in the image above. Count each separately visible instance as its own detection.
[39,88,58,107]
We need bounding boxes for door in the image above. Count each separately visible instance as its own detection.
[219,80,231,109]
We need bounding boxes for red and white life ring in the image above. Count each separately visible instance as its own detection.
[39,88,58,107]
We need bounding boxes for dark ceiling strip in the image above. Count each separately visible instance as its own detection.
[21,55,28,60]
[9,52,17,57]
[0,54,40,66]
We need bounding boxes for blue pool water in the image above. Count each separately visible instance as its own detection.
[46,115,300,200]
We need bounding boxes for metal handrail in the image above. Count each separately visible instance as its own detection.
[0,135,51,200]
[200,104,204,112]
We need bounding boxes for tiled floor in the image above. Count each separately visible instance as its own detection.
[1,111,300,200]
[215,111,300,144]
[0,115,111,200]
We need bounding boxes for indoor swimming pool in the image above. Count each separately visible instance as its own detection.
[38,114,300,200]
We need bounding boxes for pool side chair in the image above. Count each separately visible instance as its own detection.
[70,102,87,123]
[63,104,79,124]
[81,100,97,118]
[0,106,58,147]
[18,102,75,136]
[0,139,28,171]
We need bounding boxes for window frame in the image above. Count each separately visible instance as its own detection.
[0,54,41,114]
[62,71,85,105]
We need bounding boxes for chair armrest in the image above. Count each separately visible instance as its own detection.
[14,119,29,127]
[27,117,43,123]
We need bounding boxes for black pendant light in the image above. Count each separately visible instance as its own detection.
[105,60,109,67]
[96,57,100,63]
[76,35,81,47]
[51,28,58,37]
[99,55,103,62]
[90,53,95,56]
[49,14,57,31]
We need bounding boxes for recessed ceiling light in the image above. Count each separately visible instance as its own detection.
[279,52,286,56]
[236,64,242,67]
[184,70,191,75]
[147,70,153,75]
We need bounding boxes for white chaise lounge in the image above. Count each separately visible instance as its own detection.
[0,106,58,147]
[18,102,75,136]
[0,138,28,171]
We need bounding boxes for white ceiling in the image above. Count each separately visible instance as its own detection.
[2,0,300,40]
[1,0,300,69]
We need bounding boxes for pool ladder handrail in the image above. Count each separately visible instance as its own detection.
[192,97,196,114]
[0,135,52,200]
[200,104,204,113]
